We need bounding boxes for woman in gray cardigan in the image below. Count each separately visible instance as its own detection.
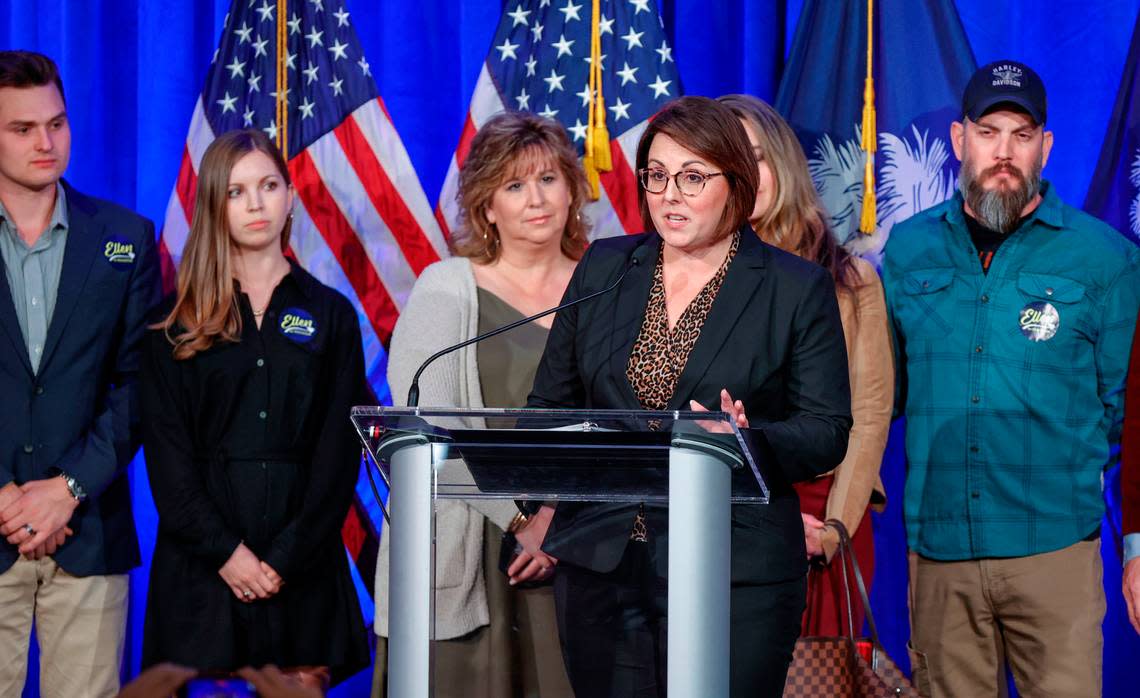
[373,111,589,698]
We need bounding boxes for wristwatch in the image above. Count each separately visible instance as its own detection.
[59,472,87,502]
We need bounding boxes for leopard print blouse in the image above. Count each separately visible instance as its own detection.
[624,232,740,541]
[626,231,740,410]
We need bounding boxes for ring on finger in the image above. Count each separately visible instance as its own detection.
[22,524,36,536]
[242,589,253,599]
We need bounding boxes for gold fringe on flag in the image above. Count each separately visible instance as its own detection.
[276,0,289,159]
[859,0,876,234]
[583,0,612,200]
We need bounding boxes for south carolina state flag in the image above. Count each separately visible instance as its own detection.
[1085,11,1140,244]
[775,0,976,263]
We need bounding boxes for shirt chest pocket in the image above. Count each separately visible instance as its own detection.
[893,268,956,339]
[1011,272,1086,344]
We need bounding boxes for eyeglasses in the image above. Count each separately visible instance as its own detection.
[637,167,724,197]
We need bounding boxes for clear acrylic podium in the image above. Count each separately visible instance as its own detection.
[352,406,772,698]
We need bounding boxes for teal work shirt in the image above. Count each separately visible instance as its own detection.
[0,184,69,374]
[882,182,1140,561]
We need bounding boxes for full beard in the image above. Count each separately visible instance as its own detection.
[958,154,1042,234]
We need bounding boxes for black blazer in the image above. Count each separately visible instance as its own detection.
[0,181,160,576]
[527,228,852,585]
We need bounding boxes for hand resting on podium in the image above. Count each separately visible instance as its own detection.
[688,388,750,433]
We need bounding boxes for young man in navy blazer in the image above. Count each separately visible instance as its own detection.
[0,51,160,697]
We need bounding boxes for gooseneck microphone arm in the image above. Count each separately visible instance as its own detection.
[406,256,640,407]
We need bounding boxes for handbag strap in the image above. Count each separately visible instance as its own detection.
[825,519,882,648]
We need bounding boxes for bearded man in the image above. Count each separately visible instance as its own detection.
[881,60,1140,698]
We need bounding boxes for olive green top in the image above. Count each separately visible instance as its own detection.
[476,287,550,409]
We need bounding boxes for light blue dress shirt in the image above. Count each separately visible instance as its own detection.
[0,184,69,374]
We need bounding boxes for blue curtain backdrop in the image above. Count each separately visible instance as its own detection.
[1,1,1138,696]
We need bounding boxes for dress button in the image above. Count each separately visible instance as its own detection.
[256,358,265,367]
[980,294,989,303]
[970,445,979,453]
[33,385,44,395]
[971,395,980,404]
[23,444,34,453]
[259,410,267,419]
[975,345,983,353]
[971,491,980,499]
[1045,287,1054,296]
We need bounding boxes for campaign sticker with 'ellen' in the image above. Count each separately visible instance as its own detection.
[1018,301,1059,342]
[102,236,136,270]
[279,307,317,344]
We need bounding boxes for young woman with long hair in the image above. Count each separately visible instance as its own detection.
[139,129,370,687]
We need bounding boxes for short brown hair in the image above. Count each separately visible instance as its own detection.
[635,96,757,239]
[0,51,65,102]
[453,111,590,263]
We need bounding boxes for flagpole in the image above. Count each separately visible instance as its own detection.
[859,0,876,234]
[276,0,288,159]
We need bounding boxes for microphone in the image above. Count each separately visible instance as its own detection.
[407,255,641,407]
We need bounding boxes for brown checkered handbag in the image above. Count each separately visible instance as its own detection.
[782,521,920,698]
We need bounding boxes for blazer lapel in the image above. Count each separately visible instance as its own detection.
[0,255,33,376]
[606,234,659,407]
[667,228,768,410]
[40,183,102,372]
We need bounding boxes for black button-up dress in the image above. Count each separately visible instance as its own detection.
[139,263,370,682]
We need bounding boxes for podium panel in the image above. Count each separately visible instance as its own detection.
[353,407,772,698]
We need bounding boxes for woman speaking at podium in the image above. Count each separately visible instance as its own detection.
[376,111,583,697]
[521,96,854,697]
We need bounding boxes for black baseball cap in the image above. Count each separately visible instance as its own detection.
[962,60,1047,125]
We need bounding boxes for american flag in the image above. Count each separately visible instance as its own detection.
[160,0,445,608]
[437,0,683,238]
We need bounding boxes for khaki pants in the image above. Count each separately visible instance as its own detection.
[0,556,129,698]
[908,540,1104,698]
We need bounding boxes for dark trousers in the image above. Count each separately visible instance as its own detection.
[553,541,806,697]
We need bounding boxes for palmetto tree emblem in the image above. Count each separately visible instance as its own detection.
[808,125,957,265]
[1128,148,1140,238]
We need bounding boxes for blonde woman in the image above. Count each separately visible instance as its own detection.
[140,129,369,687]
[374,111,584,698]
[719,94,893,637]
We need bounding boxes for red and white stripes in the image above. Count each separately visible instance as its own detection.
[161,97,445,377]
